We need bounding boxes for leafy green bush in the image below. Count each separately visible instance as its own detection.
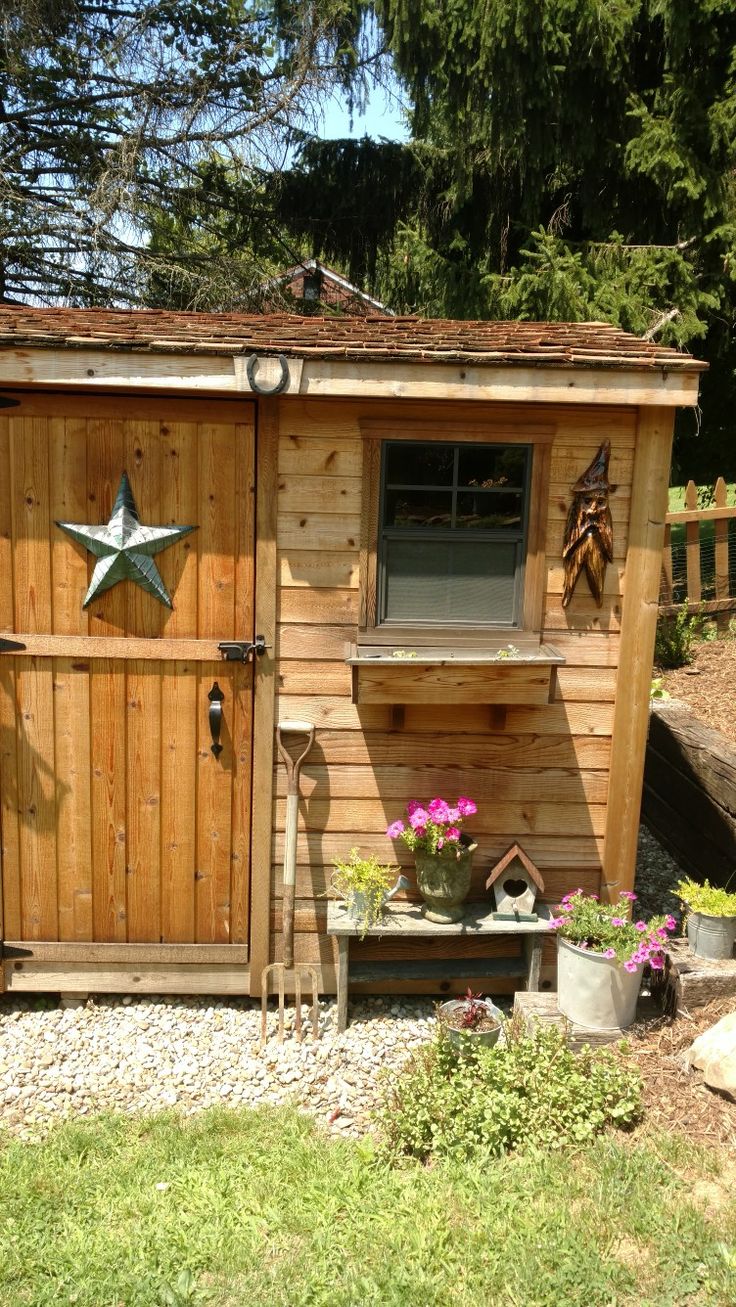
[654,603,702,668]
[376,1021,642,1163]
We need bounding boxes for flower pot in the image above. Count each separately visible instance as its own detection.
[414,838,476,924]
[687,912,736,961]
[439,999,504,1053]
[556,936,642,1031]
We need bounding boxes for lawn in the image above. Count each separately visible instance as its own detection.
[1,1107,735,1307]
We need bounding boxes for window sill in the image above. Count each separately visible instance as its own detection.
[346,642,565,706]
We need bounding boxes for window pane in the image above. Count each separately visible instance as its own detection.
[383,539,519,624]
[455,490,524,530]
[385,443,454,487]
[458,445,527,491]
[385,489,453,528]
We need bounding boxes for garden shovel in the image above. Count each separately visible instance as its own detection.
[261,719,320,1044]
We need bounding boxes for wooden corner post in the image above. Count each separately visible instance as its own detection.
[249,398,279,995]
[601,406,675,902]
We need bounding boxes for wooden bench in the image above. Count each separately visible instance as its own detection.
[326,900,552,1031]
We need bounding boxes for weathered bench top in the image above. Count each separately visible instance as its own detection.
[326,900,553,937]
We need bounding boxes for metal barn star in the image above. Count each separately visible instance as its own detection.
[56,472,197,609]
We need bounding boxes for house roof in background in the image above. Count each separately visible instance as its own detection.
[264,258,393,315]
[0,307,706,371]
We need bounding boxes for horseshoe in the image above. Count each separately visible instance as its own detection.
[246,353,290,396]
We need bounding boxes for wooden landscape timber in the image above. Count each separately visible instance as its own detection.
[643,699,736,883]
[0,311,704,998]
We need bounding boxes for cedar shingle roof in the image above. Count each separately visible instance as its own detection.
[0,306,706,371]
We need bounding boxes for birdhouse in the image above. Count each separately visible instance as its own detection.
[486,844,545,919]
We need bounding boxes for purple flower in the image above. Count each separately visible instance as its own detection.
[623,959,640,973]
[386,820,405,839]
[437,837,444,850]
[649,953,665,970]
[409,807,429,830]
[406,800,421,816]
[548,917,567,929]
[634,921,647,932]
[456,796,477,817]
[558,903,574,913]
[611,917,626,927]
[427,797,452,824]
[619,891,637,902]
[664,914,677,931]
[412,825,426,839]
[445,826,461,842]
[603,949,616,959]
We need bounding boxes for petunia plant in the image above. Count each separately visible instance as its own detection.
[548,889,676,971]
[386,796,477,855]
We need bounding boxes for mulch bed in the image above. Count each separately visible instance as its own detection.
[624,998,736,1149]
[661,637,736,744]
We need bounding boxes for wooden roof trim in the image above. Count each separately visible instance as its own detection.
[0,347,702,407]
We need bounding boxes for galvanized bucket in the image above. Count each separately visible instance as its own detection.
[687,912,736,961]
[439,999,504,1054]
[557,936,642,1031]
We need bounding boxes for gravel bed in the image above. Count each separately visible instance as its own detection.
[0,823,686,1142]
[0,994,436,1141]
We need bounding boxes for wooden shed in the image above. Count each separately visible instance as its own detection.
[0,308,704,998]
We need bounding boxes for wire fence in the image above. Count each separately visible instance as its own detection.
[659,478,736,632]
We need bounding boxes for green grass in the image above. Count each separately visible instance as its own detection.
[1,1108,735,1306]
[668,484,736,512]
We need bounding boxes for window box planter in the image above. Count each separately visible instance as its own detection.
[346,643,565,706]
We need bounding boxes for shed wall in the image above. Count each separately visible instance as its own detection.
[267,398,636,992]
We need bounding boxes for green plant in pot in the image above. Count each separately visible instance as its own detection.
[331,849,408,937]
[549,889,676,1031]
[675,877,736,961]
[386,796,478,924]
[438,988,504,1053]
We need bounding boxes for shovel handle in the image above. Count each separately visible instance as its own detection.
[277,721,315,794]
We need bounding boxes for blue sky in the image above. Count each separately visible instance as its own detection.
[319,85,409,142]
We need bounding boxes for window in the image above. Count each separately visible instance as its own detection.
[357,419,553,644]
[378,440,531,627]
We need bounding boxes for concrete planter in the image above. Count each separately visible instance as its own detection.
[557,936,642,1031]
[414,838,476,924]
[687,912,736,961]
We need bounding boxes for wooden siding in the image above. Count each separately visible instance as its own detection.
[266,398,638,987]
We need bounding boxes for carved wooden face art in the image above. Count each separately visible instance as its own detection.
[561,442,616,608]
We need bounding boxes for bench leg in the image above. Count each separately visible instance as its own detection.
[336,936,349,1032]
[524,935,542,991]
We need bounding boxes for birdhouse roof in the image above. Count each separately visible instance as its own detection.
[485,844,545,892]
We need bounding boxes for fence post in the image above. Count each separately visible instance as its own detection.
[684,480,701,605]
[714,476,730,634]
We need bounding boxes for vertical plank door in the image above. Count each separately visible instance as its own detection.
[0,393,256,955]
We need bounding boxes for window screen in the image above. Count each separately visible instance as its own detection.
[378,441,531,626]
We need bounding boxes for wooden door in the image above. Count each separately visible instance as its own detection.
[0,393,255,953]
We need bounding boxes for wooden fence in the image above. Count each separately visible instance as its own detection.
[660,477,736,631]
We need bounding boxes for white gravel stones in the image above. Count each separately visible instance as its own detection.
[0,995,436,1140]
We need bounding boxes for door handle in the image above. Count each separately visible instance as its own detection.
[208,681,225,758]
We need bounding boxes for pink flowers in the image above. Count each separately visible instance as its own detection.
[386,795,477,856]
[547,889,676,970]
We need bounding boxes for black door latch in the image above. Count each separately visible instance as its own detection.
[217,635,269,663]
[0,637,26,653]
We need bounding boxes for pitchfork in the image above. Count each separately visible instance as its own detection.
[261,719,320,1043]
